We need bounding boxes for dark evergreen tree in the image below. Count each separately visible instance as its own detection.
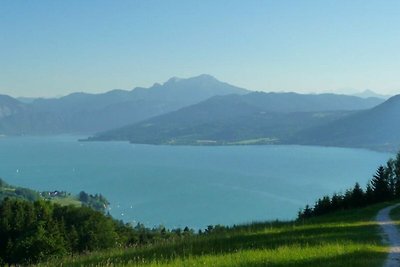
[330,193,342,211]
[78,191,89,203]
[313,196,331,216]
[385,159,396,198]
[350,182,364,208]
[393,152,400,197]
[342,189,353,209]
[365,183,374,205]
[370,166,391,202]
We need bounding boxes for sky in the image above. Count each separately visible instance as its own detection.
[1,0,400,97]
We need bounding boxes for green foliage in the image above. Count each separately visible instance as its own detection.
[0,199,114,264]
[0,178,40,202]
[0,199,66,264]
[15,187,40,201]
[0,197,194,265]
[78,191,109,213]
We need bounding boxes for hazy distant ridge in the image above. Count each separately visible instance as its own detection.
[0,75,248,134]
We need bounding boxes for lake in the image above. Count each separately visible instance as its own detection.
[0,136,392,229]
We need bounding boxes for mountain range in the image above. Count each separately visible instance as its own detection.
[88,88,387,148]
[0,75,247,134]
[2,74,398,151]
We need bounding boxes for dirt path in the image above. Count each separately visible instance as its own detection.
[376,204,400,267]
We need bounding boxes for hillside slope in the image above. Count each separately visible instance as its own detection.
[89,92,382,144]
[292,94,400,151]
[0,95,25,120]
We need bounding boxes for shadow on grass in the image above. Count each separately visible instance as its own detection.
[51,202,397,267]
[63,222,382,266]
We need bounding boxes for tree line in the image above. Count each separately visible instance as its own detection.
[78,190,109,212]
[0,179,40,202]
[0,198,194,265]
[298,152,400,219]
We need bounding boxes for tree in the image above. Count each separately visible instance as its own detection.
[350,182,364,208]
[314,196,331,215]
[393,152,400,197]
[370,166,391,202]
[299,205,312,219]
[365,184,374,205]
[395,152,400,178]
[330,193,343,210]
[78,191,89,203]
[385,159,396,198]
[0,178,8,188]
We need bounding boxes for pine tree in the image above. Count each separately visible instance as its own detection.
[330,193,343,210]
[350,182,365,208]
[314,196,331,215]
[393,152,400,197]
[365,183,374,204]
[370,166,390,202]
[385,159,396,198]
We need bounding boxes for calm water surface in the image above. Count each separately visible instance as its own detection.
[0,136,392,229]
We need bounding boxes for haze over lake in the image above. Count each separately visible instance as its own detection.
[0,136,391,229]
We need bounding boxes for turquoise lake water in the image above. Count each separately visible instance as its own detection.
[0,136,392,229]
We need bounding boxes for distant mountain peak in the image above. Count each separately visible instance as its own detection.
[193,74,217,80]
[165,77,182,84]
[362,89,375,94]
[164,74,218,85]
[190,74,220,83]
[354,89,391,99]
[151,82,162,88]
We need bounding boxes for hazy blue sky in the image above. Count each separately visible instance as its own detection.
[1,0,400,97]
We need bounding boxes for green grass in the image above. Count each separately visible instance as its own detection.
[49,196,82,207]
[1,187,15,192]
[39,202,394,267]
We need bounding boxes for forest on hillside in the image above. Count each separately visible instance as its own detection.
[0,197,196,265]
[299,152,400,218]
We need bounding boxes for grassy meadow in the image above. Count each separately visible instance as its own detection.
[48,196,82,207]
[38,202,395,267]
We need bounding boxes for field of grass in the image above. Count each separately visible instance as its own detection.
[49,196,82,207]
[37,202,395,267]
